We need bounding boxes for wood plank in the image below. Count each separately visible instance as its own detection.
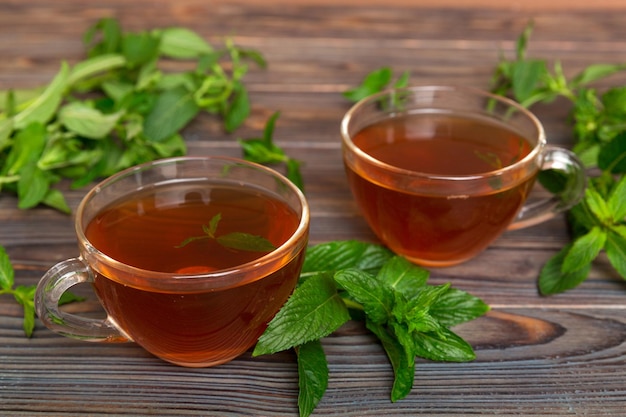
[1,1,625,416]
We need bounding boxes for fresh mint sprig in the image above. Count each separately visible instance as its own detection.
[343,67,410,103]
[238,111,305,191]
[489,21,626,294]
[176,212,276,252]
[254,240,489,417]
[0,246,82,336]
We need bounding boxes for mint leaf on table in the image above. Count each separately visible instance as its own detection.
[295,341,328,417]
[488,21,626,294]
[538,244,591,295]
[254,241,489,417]
[0,246,14,291]
[238,111,305,191]
[143,86,200,142]
[343,67,410,103]
[254,272,351,355]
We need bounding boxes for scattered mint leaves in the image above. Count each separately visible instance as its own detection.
[0,17,266,212]
[176,213,276,253]
[254,240,489,417]
[490,22,626,294]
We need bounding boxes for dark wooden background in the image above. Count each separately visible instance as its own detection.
[1,1,626,415]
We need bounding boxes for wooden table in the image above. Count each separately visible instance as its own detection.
[1,1,626,415]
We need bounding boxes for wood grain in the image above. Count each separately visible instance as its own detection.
[1,1,625,416]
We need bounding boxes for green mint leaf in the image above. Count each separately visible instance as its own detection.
[376,256,429,296]
[584,187,612,224]
[253,272,350,356]
[598,133,626,174]
[286,158,305,192]
[393,70,411,89]
[343,67,392,103]
[393,285,449,334]
[68,53,126,86]
[562,226,607,273]
[224,82,250,133]
[216,232,276,253]
[84,17,122,56]
[613,225,626,239]
[17,164,50,210]
[176,213,275,252]
[571,63,626,88]
[41,188,71,214]
[121,31,160,67]
[515,20,534,61]
[568,202,596,238]
[511,59,547,103]
[301,240,393,277]
[0,118,13,151]
[238,111,305,192]
[412,327,476,363]
[539,244,592,295]
[608,176,626,221]
[388,320,417,367]
[295,340,328,417]
[333,268,392,324]
[12,285,36,338]
[143,86,200,142]
[239,138,286,165]
[13,62,69,129]
[429,287,491,327]
[262,111,280,145]
[101,79,135,102]
[238,48,267,69]
[0,245,14,290]
[59,102,124,139]
[366,320,414,402]
[3,122,46,176]
[149,133,187,159]
[207,213,221,237]
[605,231,626,279]
[175,235,207,249]
[158,27,213,59]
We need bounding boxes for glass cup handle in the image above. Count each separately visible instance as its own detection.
[508,145,587,231]
[35,258,130,342]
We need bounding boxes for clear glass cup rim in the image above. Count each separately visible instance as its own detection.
[74,156,310,287]
[340,84,547,181]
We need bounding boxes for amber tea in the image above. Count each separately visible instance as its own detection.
[344,111,537,266]
[35,157,309,368]
[87,180,303,366]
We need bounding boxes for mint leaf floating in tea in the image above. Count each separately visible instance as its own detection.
[254,240,489,417]
[217,233,277,252]
[176,213,276,252]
